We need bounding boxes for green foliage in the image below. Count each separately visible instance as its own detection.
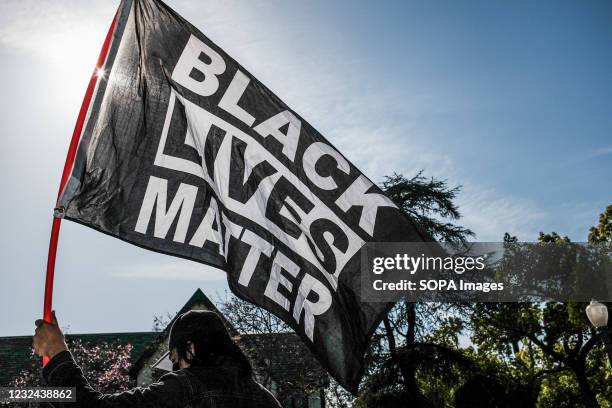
[588,205,612,244]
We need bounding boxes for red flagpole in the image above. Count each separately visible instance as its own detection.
[43,7,120,366]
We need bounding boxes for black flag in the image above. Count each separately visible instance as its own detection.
[58,0,430,392]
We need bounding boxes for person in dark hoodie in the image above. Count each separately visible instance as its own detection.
[33,310,282,408]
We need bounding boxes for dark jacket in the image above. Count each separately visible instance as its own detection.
[43,350,282,408]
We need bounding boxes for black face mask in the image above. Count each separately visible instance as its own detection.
[173,342,195,371]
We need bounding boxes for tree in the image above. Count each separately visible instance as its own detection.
[218,291,291,335]
[356,172,475,407]
[467,230,612,408]
[11,338,133,393]
[588,205,612,243]
[381,172,473,245]
[152,312,174,332]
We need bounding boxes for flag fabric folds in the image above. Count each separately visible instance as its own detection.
[58,0,430,392]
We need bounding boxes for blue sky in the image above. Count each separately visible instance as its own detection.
[0,0,610,337]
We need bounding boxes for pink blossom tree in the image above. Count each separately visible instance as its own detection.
[10,339,133,394]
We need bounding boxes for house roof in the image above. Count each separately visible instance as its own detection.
[239,332,329,392]
[0,332,158,386]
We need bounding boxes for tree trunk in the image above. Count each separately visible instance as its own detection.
[383,312,422,406]
[406,303,416,346]
[401,303,420,398]
[573,365,599,408]
[384,305,424,405]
